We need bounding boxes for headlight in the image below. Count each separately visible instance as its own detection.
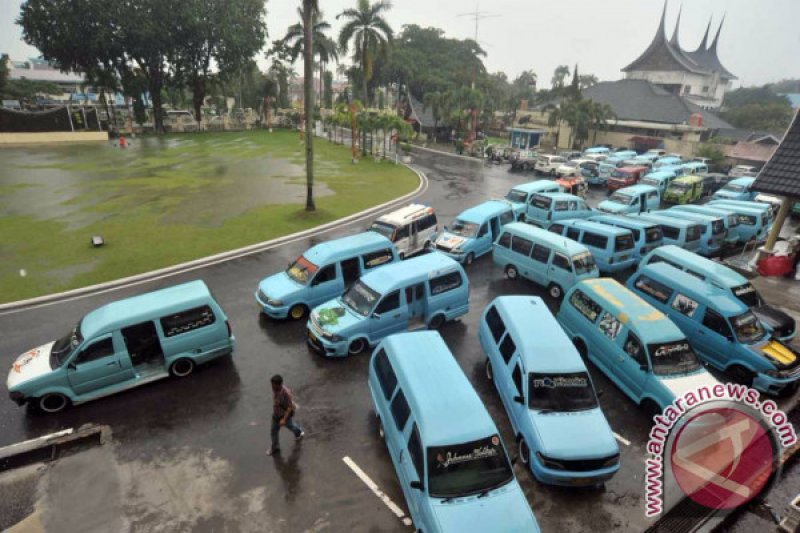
[321,331,343,342]
[452,247,462,254]
[267,298,283,307]
[536,452,565,470]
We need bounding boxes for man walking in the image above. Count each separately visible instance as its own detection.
[267,374,304,456]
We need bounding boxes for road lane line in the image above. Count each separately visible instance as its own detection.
[614,432,631,446]
[342,456,412,527]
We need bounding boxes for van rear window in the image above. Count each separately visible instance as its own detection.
[160,305,216,338]
[738,215,756,226]
[645,227,663,243]
[712,220,725,235]
[373,349,398,400]
[660,225,679,240]
[581,232,609,249]
[531,194,552,209]
[687,225,703,242]
[430,271,463,295]
[615,234,634,251]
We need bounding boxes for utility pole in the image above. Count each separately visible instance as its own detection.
[458,2,499,143]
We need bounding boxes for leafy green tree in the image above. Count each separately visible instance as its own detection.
[551,65,570,90]
[423,91,447,142]
[266,42,295,109]
[1,79,63,105]
[695,143,726,166]
[302,0,318,211]
[323,71,334,108]
[337,0,394,107]
[0,54,10,95]
[578,74,599,90]
[721,99,793,134]
[281,8,338,107]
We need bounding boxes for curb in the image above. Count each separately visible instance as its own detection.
[0,165,428,313]
[0,424,110,473]
[410,144,486,163]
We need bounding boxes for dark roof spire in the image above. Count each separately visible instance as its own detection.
[709,13,726,52]
[670,5,682,46]
[694,16,712,53]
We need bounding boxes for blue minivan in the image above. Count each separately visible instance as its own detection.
[631,213,704,253]
[707,201,770,242]
[557,278,720,414]
[588,214,664,259]
[307,253,469,357]
[493,222,598,299]
[368,331,540,532]
[652,209,725,257]
[667,204,742,246]
[256,232,398,319]
[627,263,800,396]
[504,181,561,220]
[525,192,593,229]
[480,296,619,486]
[434,200,515,265]
[713,177,757,201]
[549,220,637,273]
[597,184,660,215]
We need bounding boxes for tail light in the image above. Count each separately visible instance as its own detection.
[226,320,233,337]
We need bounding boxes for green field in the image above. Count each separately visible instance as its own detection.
[0,130,418,303]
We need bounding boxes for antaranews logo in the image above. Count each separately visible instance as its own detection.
[644,383,797,518]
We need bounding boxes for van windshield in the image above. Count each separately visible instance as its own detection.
[646,227,663,243]
[648,341,701,376]
[732,283,762,308]
[51,322,83,368]
[731,311,767,344]
[712,220,725,235]
[640,178,659,188]
[737,215,756,226]
[286,255,318,285]
[615,234,635,251]
[427,435,513,498]
[609,192,634,205]
[572,252,596,275]
[341,281,380,316]
[369,221,395,240]
[528,372,598,412]
[449,219,479,238]
[723,184,746,193]
[505,189,528,204]
[668,182,691,193]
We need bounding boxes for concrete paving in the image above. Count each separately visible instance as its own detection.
[0,150,797,532]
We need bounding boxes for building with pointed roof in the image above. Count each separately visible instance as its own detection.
[622,3,736,110]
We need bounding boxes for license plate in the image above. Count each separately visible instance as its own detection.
[571,477,592,485]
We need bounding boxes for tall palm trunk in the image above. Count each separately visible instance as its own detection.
[303,0,315,211]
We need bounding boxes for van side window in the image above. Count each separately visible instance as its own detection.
[511,236,533,256]
[485,306,506,343]
[648,255,682,270]
[363,249,393,270]
[703,309,732,339]
[499,334,516,364]
[374,349,397,400]
[555,201,569,212]
[74,338,114,364]
[623,333,647,368]
[417,214,437,231]
[161,305,216,338]
[313,265,336,285]
[408,424,424,480]
[569,290,601,322]
[598,312,622,340]
[582,232,609,249]
[395,224,409,240]
[685,269,704,281]
[496,232,511,248]
[660,225,680,240]
[512,364,523,396]
[634,274,673,304]
[549,223,564,235]
[429,271,463,295]
[553,253,571,271]
[531,244,551,264]
[567,228,580,241]
[376,291,400,313]
[499,210,514,225]
[390,390,411,430]
[672,293,699,317]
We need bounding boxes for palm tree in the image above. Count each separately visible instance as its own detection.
[302,0,317,211]
[337,0,394,108]
[281,8,339,108]
[546,104,563,149]
[589,101,615,146]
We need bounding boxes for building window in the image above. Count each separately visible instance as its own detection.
[702,86,710,93]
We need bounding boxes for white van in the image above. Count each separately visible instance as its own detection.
[369,204,438,259]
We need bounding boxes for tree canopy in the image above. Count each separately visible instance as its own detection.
[721,85,794,134]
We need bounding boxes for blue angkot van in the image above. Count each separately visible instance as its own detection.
[557,278,719,414]
[667,204,742,246]
[548,220,637,273]
[256,232,398,319]
[627,263,800,396]
[7,280,235,413]
[639,170,678,195]
[707,201,771,242]
[433,200,515,265]
[587,214,664,259]
[307,253,469,357]
[653,209,726,257]
[631,212,704,253]
[597,184,661,215]
[525,192,593,229]
[479,296,619,486]
[368,331,540,533]
[503,181,561,220]
[712,177,757,201]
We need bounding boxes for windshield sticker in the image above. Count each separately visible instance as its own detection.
[317,307,345,326]
[654,342,691,358]
[532,376,588,388]
[13,347,42,373]
[734,285,756,296]
[435,444,499,469]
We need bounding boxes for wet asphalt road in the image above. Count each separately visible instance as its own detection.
[0,149,795,532]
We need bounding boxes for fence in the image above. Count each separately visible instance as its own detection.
[0,105,102,133]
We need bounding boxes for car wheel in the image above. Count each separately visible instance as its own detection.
[170,358,195,377]
[428,314,445,330]
[519,438,530,465]
[348,338,367,356]
[485,359,494,381]
[505,265,519,280]
[728,365,755,387]
[641,399,662,421]
[548,283,563,300]
[464,252,474,266]
[289,304,308,320]
[38,393,69,414]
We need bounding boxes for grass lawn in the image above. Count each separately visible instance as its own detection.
[0,130,418,303]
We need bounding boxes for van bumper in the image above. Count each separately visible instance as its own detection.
[9,391,26,406]
[531,461,619,487]
[753,370,800,396]
[602,258,637,273]
[254,291,290,319]
[306,329,349,357]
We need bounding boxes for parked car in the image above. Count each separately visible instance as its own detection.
[753,194,783,217]
[555,159,587,178]
[612,150,638,160]
[607,166,648,193]
[503,181,561,220]
[728,165,758,178]
[493,223,598,299]
[535,154,567,176]
[480,296,619,486]
[559,150,583,161]
[511,150,539,171]
[584,146,611,156]
[7,281,235,412]
[554,176,588,198]
[525,192,594,229]
[368,331,540,533]
[557,278,719,414]
[653,156,683,169]
[627,263,800,396]
[662,175,705,204]
[644,149,667,157]
[588,214,664,259]
[433,200,515,265]
[705,173,733,193]
[597,184,660,215]
[639,170,678,195]
[582,153,609,163]
[691,157,712,166]
[678,162,709,177]
[369,204,439,259]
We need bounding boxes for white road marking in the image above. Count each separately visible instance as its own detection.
[342,456,413,527]
[614,432,631,446]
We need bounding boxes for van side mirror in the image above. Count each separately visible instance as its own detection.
[372,312,382,319]
[410,480,424,491]
[513,395,524,404]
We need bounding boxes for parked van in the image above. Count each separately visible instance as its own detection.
[493,223,598,299]
[256,233,398,320]
[713,177,757,201]
[557,278,718,413]
[503,181,561,220]
[652,209,725,256]
[590,162,617,185]
[707,201,770,242]
[535,154,567,176]
[728,165,758,178]
[627,263,800,396]
[582,153,608,163]
[639,170,678,195]
[678,162,709,176]
[549,220,637,273]
[554,176,588,198]
[754,193,782,217]
[369,204,439,259]
[668,204,742,246]
[709,199,773,225]
[433,200,514,265]
[307,253,469,357]
[584,146,611,156]
[525,192,593,229]
[663,175,705,204]
[368,331,540,532]
[645,149,667,158]
[7,281,235,413]
[588,214,664,258]
[653,156,683,169]
[479,297,619,486]
[612,150,638,160]
[631,213,704,253]
[639,245,796,341]
[607,166,648,192]
[597,184,660,215]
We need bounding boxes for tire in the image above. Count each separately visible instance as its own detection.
[348,338,367,356]
[485,359,493,381]
[728,365,755,387]
[548,283,563,300]
[505,265,519,280]
[170,358,195,377]
[288,304,308,321]
[464,252,474,266]
[38,393,69,414]
[428,314,445,330]
[519,438,530,465]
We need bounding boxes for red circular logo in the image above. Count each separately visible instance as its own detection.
[670,407,775,510]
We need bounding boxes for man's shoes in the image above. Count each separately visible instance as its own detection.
[267,448,280,456]
[296,431,305,442]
